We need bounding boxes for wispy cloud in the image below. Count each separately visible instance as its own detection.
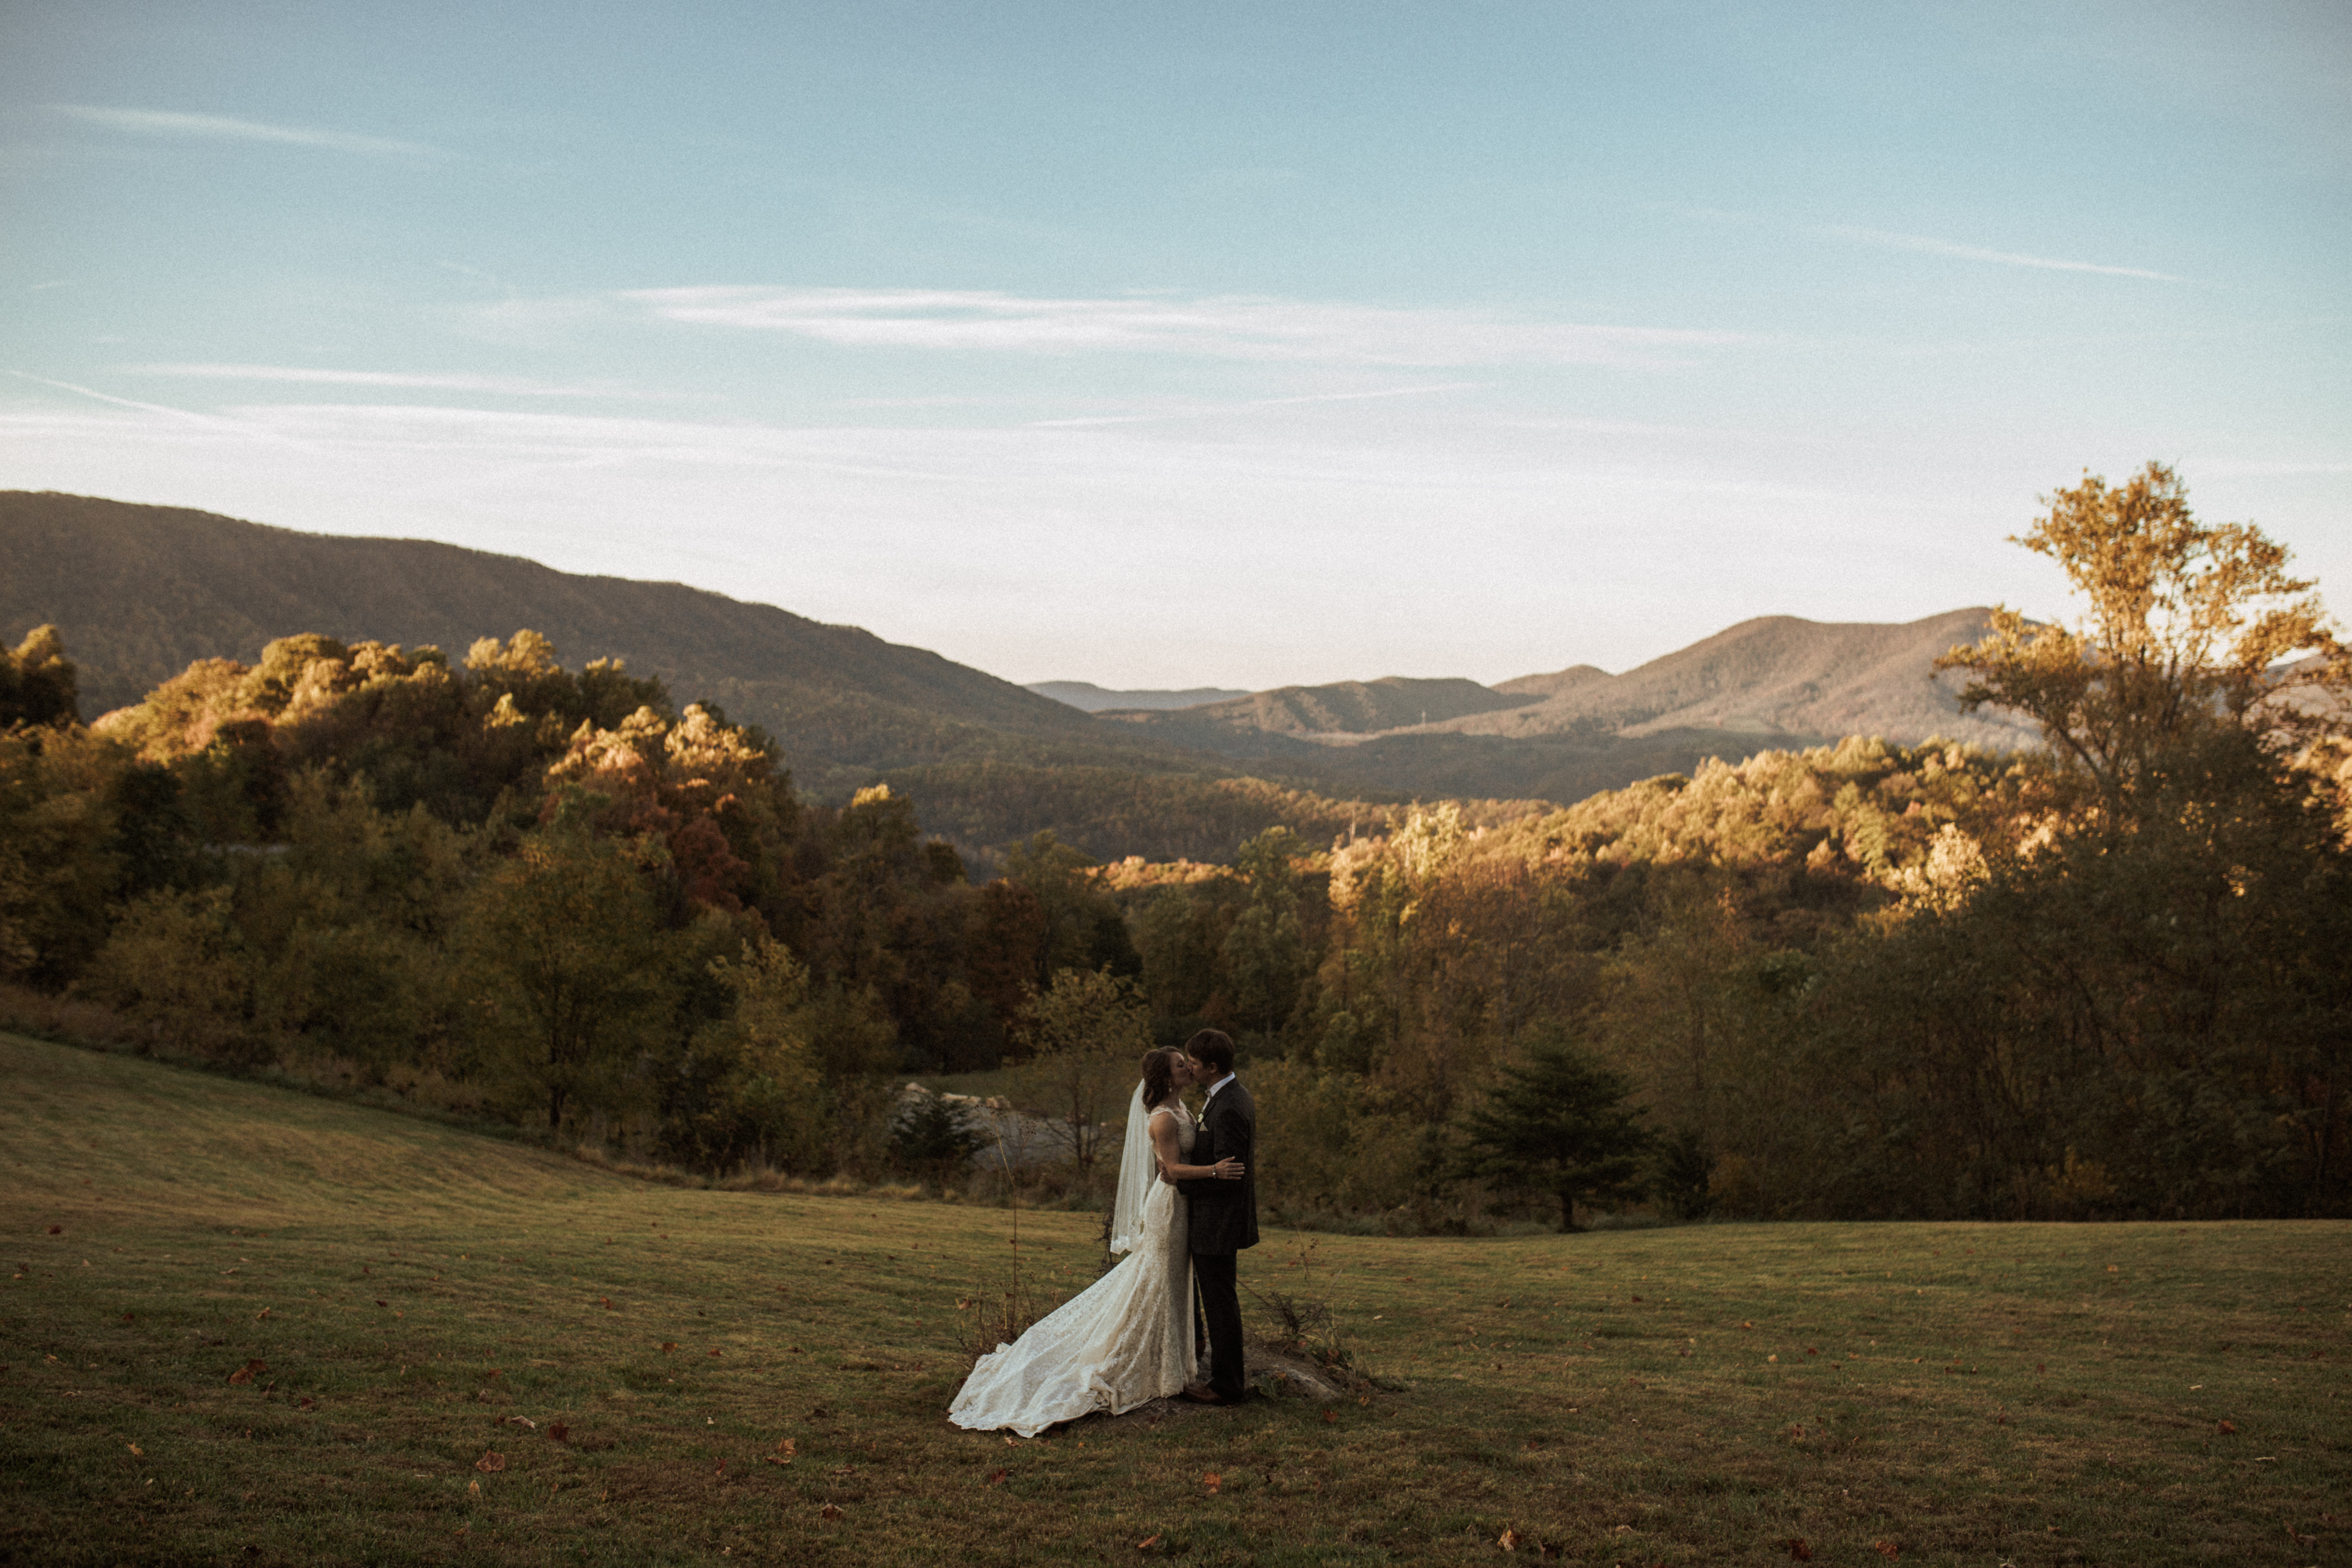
[1819,224,2190,282]
[1028,381,1484,428]
[2193,458,2352,478]
[125,363,613,397]
[51,105,444,160]
[621,287,1756,367]
[2,369,323,451]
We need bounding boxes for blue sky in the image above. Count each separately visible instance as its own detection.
[2,1,2346,689]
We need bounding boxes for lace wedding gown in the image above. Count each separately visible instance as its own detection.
[948,1104,1197,1436]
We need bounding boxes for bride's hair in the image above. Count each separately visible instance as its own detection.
[1138,1048,1183,1108]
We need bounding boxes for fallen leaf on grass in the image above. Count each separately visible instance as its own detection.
[1873,1541,1901,1559]
[47,1225,61,1235]
[1499,1527,1522,1550]
[121,1312,133,1324]
[1784,1539,1813,1561]
[547,1422,570,1443]
[1134,1534,1161,1552]
[2219,1420,2238,1434]
[467,1479,480,1498]
[127,1444,143,1457]
[661,1342,677,1353]
[986,1468,1009,1486]
[376,1300,387,1308]
[708,1348,722,1358]
[253,1308,270,1321]
[227,1359,266,1385]
[475,1452,506,1473]
[820,1503,843,1520]
[1202,1472,1222,1495]
[1323,1410,1338,1424]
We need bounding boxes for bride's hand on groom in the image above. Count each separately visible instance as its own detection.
[1214,1158,1245,1180]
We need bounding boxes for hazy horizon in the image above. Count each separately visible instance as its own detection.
[3,2,2346,689]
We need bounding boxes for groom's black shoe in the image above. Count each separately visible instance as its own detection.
[1180,1383,1232,1405]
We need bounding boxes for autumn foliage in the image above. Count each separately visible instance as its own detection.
[2,464,2347,1218]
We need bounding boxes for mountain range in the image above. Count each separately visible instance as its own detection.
[4,490,2038,859]
[1024,680,1252,712]
[1091,610,2035,761]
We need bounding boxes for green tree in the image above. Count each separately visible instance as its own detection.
[0,625,79,728]
[1455,1035,1653,1231]
[1004,831,1139,980]
[79,886,255,1059]
[458,825,671,1132]
[1220,826,1309,1040]
[664,934,830,1172]
[0,726,130,988]
[889,1090,985,1189]
[1012,965,1153,1169]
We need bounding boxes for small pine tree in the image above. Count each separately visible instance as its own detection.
[1456,1038,1654,1231]
[889,1093,984,1188]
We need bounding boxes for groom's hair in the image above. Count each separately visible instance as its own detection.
[1184,1028,1235,1076]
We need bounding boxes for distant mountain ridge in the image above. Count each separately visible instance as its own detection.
[1027,680,1251,712]
[1444,610,2037,751]
[1101,675,1534,742]
[1095,610,2036,758]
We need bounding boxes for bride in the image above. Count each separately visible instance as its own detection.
[948,1047,1246,1436]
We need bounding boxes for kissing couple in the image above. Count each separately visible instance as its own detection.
[949,1028,1258,1437]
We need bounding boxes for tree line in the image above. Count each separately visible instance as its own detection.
[3,463,2345,1223]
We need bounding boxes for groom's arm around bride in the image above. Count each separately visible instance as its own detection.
[1175,1028,1258,1404]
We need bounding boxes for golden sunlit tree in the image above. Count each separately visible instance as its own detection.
[1937,461,2347,812]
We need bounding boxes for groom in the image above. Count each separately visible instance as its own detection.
[1176,1028,1257,1405]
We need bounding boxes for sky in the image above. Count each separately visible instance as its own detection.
[2,1,2347,690]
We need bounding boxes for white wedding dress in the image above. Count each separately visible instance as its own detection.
[948,1096,1197,1436]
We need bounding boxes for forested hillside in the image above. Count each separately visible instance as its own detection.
[0,491,1115,795]
[3,492,2037,833]
[4,465,2345,1224]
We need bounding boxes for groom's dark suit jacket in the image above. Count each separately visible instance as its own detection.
[1176,1079,1259,1254]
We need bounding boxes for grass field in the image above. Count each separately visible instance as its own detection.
[3,1032,2347,1567]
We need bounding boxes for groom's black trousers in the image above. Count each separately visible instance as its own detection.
[1193,1250,1245,1400]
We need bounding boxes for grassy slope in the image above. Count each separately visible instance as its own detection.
[3,1034,2346,1567]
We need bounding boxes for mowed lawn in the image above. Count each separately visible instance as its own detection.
[2,1034,2347,1567]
